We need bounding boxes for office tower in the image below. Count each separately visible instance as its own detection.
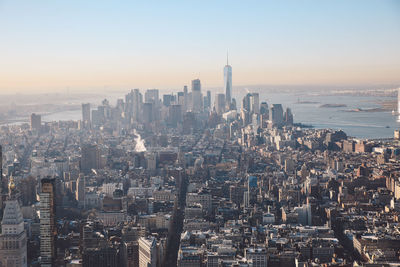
[252,93,260,114]
[76,174,85,208]
[294,203,312,226]
[216,93,226,115]
[169,104,182,127]
[206,90,211,110]
[260,102,269,115]
[0,193,28,267]
[145,89,159,106]
[192,79,201,92]
[284,108,293,125]
[163,94,174,107]
[142,102,154,124]
[183,85,189,112]
[146,152,157,170]
[242,93,252,112]
[241,109,250,126]
[91,109,103,127]
[40,178,56,267]
[224,55,232,107]
[82,103,91,122]
[30,113,41,131]
[123,241,139,267]
[81,144,100,173]
[247,175,258,205]
[133,89,142,122]
[191,79,203,112]
[125,89,142,123]
[138,237,158,267]
[269,104,284,126]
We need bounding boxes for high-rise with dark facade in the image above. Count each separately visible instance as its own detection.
[40,178,56,267]
[81,144,100,173]
[30,113,41,131]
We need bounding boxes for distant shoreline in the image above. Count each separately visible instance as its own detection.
[0,107,81,126]
[319,104,347,108]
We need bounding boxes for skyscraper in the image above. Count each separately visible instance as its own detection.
[145,89,159,106]
[252,93,260,114]
[269,104,284,126]
[82,103,91,122]
[183,85,189,112]
[224,55,232,108]
[169,104,182,127]
[0,184,27,267]
[142,102,154,124]
[206,90,211,110]
[191,79,202,112]
[76,173,86,208]
[216,93,226,115]
[40,178,56,267]
[30,113,41,132]
[80,144,100,174]
[138,237,158,267]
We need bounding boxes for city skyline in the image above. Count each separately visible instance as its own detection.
[0,1,399,93]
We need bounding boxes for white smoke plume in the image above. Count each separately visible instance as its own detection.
[134,129,147,152]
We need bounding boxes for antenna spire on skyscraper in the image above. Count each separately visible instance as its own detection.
[227,51,229,65]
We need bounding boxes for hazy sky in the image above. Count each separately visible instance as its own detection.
[0,0,399,93]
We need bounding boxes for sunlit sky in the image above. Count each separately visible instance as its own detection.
[0,0,399,93]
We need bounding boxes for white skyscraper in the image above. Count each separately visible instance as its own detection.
[138,237,158,267]
[224,54,232,108]
[0,185,28,267]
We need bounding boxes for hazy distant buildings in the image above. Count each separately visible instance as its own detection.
[284,107,293,125]
[143,102,154,124]
[40,178,56,267]
[242,93,252,113]
[252,93,259,114]
[191,79,202,113]
[216,93,226,115]
[125,89,143,123]
[183,85,189,112]
[30,113,41,131]
[269,104,284,126]
[82,103,91,123]
[145,89,159,105]
[169,104,182,127]
[224,58,232,108]
[207,91,211,106]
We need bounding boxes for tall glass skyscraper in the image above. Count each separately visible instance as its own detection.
[224,56,232,107]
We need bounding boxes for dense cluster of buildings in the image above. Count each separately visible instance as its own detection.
[0,61,399,267]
